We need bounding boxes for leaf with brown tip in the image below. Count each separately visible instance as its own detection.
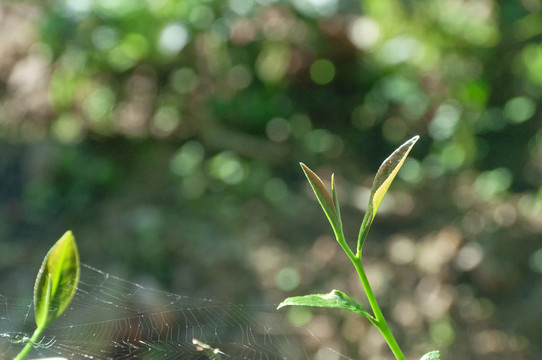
[300,163,339,231]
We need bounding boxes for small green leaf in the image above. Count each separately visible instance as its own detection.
[358,136,419,253]
[34,230,80,328]
[420,350,440,360]
[278,289,375,323]
[300,163,340,231]
[369,135,419,219]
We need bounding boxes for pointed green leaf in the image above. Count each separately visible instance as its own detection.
[300,163,339,230]
[420,350,440,360]
[331,173,342,222]
[278,289,375,323]
[34,230,80,328]
[368,135,419,220]
[357,136,419,253]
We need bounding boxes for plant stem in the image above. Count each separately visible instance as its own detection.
[352,257,406,360]
[13,325,45,360]
[334,227,357,267]
[333,214,405,359]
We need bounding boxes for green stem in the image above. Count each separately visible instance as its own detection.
[352,257,406,360]
[13,325,45,360]
[334,226,357,266]
[332,212,404,359]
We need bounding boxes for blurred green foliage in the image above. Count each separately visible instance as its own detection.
[1,0,542,359]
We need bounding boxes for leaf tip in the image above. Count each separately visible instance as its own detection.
[277,298,293,310]
[60,229,75,242]
[300,163,335,213]
[299,162,310,174]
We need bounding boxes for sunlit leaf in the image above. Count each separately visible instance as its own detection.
[300,163,340,230]
[369,135,419,219]
[278,289,375,323]
[420,350,440,360]
[34,231,80,328]
[357,136,419,253]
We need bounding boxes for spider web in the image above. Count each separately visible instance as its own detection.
[0,264,353,360]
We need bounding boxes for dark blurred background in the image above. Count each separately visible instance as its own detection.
[1,0,541,359]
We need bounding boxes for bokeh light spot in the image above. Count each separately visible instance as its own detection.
[108,33,149,70]
[289,113,312,139]
[388,236,416,265]
[286,307,313,327]
[401,92,429,120]
[189,6,215,29]
[399,158,423,184]
[378,36,422,65]
[180,172,207,200]
[291,0,338,17]
[348,16,380,50]
[51,114,84,144]
[264,178,289,204]
[429,101,462,140]
[473,330,511,355]
[152,106,180,136]
[123,33,149,59]
[83,86,115,128]
[460,80,489,108]
[382,117,407,142]
[478,107,506,131]
[351,104,378,129]
[94,0,141,17]
[455,243,484,271]
[440,142,466,170]
[422,155,445,179]
[64,0,92,16]
[158,22,189,57]
[91,26,120,51]
[474,168,513,200]
[171,68,199,94]
[521,44,542,85]
[170,141,205,177]
[503,96,536,124]
[209,151,245,185]
[303,129,343,157]
[381,76,417,103]
[230,18,257,45]
[229,0,254,16]
[275,267,301,291]
[227,64,253,90]
[256,45,290,84]
[266,117,290,142]
[392,299,421,327]
[429,318,455,347]
[310,59,335,85]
